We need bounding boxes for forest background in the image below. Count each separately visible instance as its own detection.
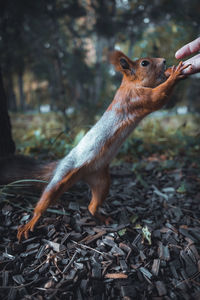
[0,0,199,161]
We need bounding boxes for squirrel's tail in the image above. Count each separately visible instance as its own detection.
[0,155,57,186]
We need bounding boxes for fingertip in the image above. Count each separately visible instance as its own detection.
[175,52,180,59]
[175,50,182,59]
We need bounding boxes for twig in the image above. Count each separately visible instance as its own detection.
[0,278,40,289]
[71,240,110,259]
[62,250,78,273]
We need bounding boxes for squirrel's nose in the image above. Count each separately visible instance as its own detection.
[159,58,166,66]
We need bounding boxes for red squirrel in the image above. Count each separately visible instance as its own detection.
[0,51,189,241]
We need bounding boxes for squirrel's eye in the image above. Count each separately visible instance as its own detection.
[141,60,150,67]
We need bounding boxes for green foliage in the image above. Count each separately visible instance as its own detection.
[118,228,127,237]
[11,112,200,170]
[142,225,152,245]
[11,112,72,158]
[117,114,200,162]
[177,182,187,194]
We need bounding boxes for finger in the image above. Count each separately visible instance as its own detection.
[181,59,200,75]
[175,37,200,59]
[182,53,200,64]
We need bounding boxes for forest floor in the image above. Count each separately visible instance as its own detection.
[0,113,200,299]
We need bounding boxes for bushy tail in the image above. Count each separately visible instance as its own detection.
[0,155,57,186]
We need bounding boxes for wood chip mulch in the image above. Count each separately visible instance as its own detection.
[0,161,200,299]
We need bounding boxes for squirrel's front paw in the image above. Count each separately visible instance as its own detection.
[170,61,191,80]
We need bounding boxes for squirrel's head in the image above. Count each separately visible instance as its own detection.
[110,50,167,88]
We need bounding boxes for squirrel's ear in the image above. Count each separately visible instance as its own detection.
[119,58,130,70]
[109,51,130,72]
[109,51,135,76]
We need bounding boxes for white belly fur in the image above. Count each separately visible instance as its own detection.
[48,109,142,187]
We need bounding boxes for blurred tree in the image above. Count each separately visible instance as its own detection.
[0,68,15,156]
[0,0,88,113]
[0,0,199,116]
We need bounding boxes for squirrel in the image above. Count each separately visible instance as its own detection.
[0,51,189,241]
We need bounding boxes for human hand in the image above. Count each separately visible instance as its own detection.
[175,37,200,75]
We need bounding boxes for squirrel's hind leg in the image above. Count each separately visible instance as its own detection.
[17,188,59,241]
[17,169,80,241]
[86,167,112,225]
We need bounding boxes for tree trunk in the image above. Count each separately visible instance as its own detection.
[18,70,25,111]
[94,36,106,103]
[108,36,115,52]
[6,70,17,111]
[0,68,16,157]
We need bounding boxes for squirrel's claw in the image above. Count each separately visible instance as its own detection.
[17,223,31,241]
[17,215,39,241]
[89,211,113,225]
